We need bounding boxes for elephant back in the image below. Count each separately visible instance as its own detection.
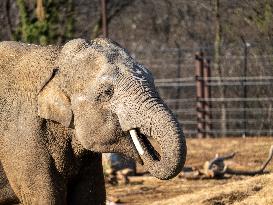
[0,41,60,96]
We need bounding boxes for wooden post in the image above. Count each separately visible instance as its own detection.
[195,52,205,138]
[101,0,108,37]
[204,59,212,137]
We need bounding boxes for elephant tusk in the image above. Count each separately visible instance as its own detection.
[129,129,144,156]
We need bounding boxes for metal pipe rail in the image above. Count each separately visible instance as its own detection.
[176,129,273,135]
[207,129,273,134]
[199,76,273,81]
[200,118,270,123]
[156,82,196,87]
[155,77,195,83]
[155,76,273,83]
[207,81,273,86]
[200,97,273,102]
[165,97,273,103]
[156,81,273,87]
[181,129,273,135]
[173,108,273,113]
[165,98,196,103]
[178,118,270,124]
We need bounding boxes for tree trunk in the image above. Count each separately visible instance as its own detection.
[214,0,226,137]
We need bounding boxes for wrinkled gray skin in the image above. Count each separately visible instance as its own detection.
[0,38,187,204]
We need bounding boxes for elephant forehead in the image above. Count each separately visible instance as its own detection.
[92,38,128,56]
[91,38,135,65]
[115,61,148,77]
[94,57,144,81]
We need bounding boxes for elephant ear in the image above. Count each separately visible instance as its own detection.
[38,73,72,127]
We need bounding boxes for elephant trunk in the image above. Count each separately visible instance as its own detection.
[131,99,187,180]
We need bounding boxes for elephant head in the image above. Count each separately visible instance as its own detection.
[38,38,187,180]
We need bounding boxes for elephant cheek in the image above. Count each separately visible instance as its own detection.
[74,112,120,151]
[73,112,99,150]
[75,125,92,149]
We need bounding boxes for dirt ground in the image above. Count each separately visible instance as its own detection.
[106,137,273,205]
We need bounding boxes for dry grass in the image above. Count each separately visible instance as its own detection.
[106,137,273,205]
[151,173,273,205]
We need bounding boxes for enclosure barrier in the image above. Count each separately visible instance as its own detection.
[154,53,273,138]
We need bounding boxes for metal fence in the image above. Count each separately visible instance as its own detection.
[135,48,273,137]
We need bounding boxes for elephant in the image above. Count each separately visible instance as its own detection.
[0,38,187,204]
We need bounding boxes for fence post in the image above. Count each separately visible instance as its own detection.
[204,59,212,137]
[195,52,205,138]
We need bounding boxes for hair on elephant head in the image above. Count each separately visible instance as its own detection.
[38,38,187,180]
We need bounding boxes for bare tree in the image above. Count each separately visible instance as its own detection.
[214,0,226,137]
[4,0,13,39]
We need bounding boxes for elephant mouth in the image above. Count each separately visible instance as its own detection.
[129,129,161,164]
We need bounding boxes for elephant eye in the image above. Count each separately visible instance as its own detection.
[95,85,114,102]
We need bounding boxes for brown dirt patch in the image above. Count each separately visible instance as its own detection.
[106,137,273,205]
